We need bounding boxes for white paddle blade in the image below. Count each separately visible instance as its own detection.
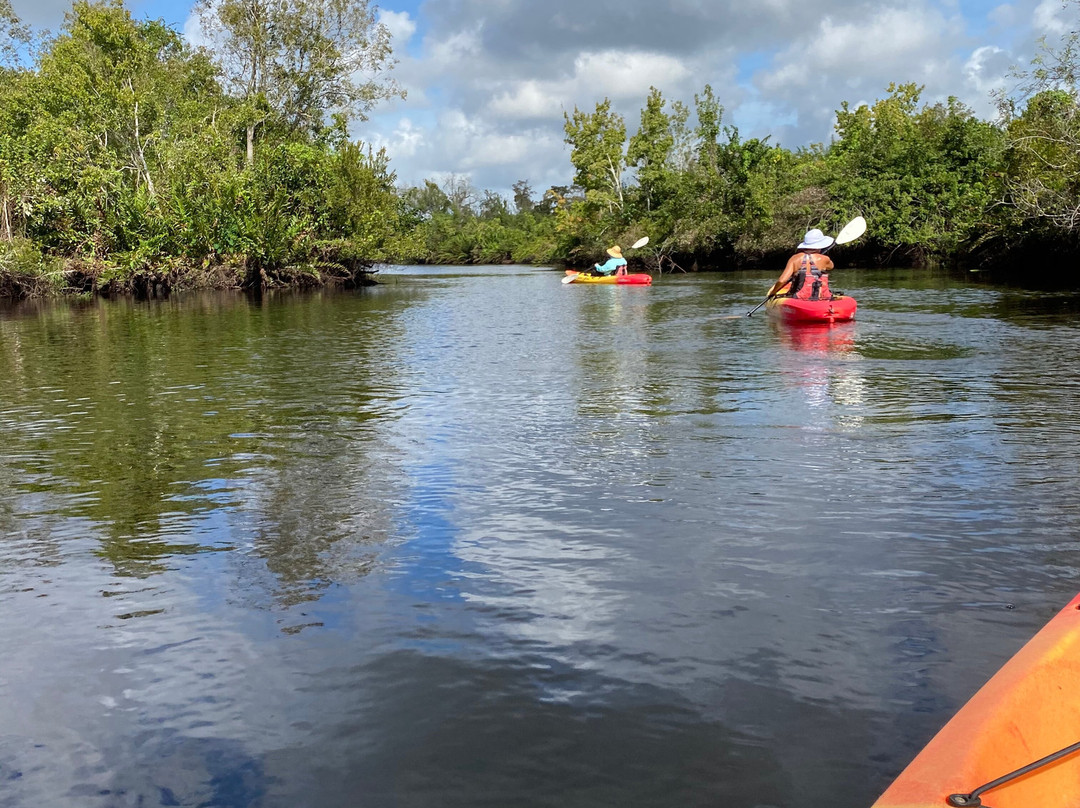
[561,273,578,284]
[631,236,649,249]
[834,216,866,245]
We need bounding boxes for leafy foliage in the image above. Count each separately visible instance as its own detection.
[827,84,1003,261]
[564,99,627,215]
[397,175,560,265]
[0,0,405,297]
[195,0,403,162]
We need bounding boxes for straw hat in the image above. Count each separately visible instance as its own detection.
[607,245,623,258]
[798,229,834,250]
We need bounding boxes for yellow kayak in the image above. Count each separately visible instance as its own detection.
[563,270,652,285]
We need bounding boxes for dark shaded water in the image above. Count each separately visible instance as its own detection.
[2,266,1079,808]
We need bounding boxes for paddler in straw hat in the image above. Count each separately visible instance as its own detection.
[590,245,628,277]
[766,228,836,301]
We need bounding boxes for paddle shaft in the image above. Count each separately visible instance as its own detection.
[746,297,770,317]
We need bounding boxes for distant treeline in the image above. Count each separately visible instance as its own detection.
[1,0,1079,298]
[405,74,1080,276]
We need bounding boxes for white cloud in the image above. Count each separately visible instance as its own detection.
[489,81,564,120]
[379,9,417,48]
[427,26,484,65]
[964,45,1012,96]
[181,10,209,48]
[461,134,536,169]
[572,50,692,98]
[423,110,564,172]
[988,2,1021,29]
[368,117,426,159]
[1032,0,1072,35]
[752,2,985,143]
[486,50,693,121]
[760,6,958,92]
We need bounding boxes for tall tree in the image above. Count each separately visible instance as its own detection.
[0,0,30,239]
[828,83,1002,258]
[512,180,534,214]
[694,84,723,172]
[441,174,476,216]
[563,98,626,212]
[0,0,29,68]
[196,0,403,163]
[627,86,674,211]
[20,1,224,255]
[995,0,1080,237]
[667,99,693,173]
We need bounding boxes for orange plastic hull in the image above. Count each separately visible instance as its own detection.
[872,592,1080,808]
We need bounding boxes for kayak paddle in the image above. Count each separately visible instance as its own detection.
[833,216,866,247]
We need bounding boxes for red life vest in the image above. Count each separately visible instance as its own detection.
[791,253,831,300]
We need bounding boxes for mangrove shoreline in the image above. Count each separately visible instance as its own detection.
[2,2,1080,300]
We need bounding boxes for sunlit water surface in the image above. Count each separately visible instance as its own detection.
[2,266,1079,807]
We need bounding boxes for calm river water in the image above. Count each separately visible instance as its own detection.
[2,265,1080,808]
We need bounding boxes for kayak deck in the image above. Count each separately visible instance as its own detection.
[564,270,653,285]
[765,295,856,322]
[872,592,1080,808]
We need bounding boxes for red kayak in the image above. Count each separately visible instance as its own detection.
[872,592,1080,808]
[766,295,856,323]
[563,270,653,285]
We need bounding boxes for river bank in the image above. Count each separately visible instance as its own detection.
[2,239,1073,301]
[0,253,378,300]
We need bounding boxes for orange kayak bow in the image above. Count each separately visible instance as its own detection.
[872,592,1080,808]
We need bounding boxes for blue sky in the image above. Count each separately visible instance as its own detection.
[10,0,1077,197]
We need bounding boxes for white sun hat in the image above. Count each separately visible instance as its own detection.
[798,228,834,250]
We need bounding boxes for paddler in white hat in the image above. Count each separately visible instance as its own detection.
[767,228,836,301]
